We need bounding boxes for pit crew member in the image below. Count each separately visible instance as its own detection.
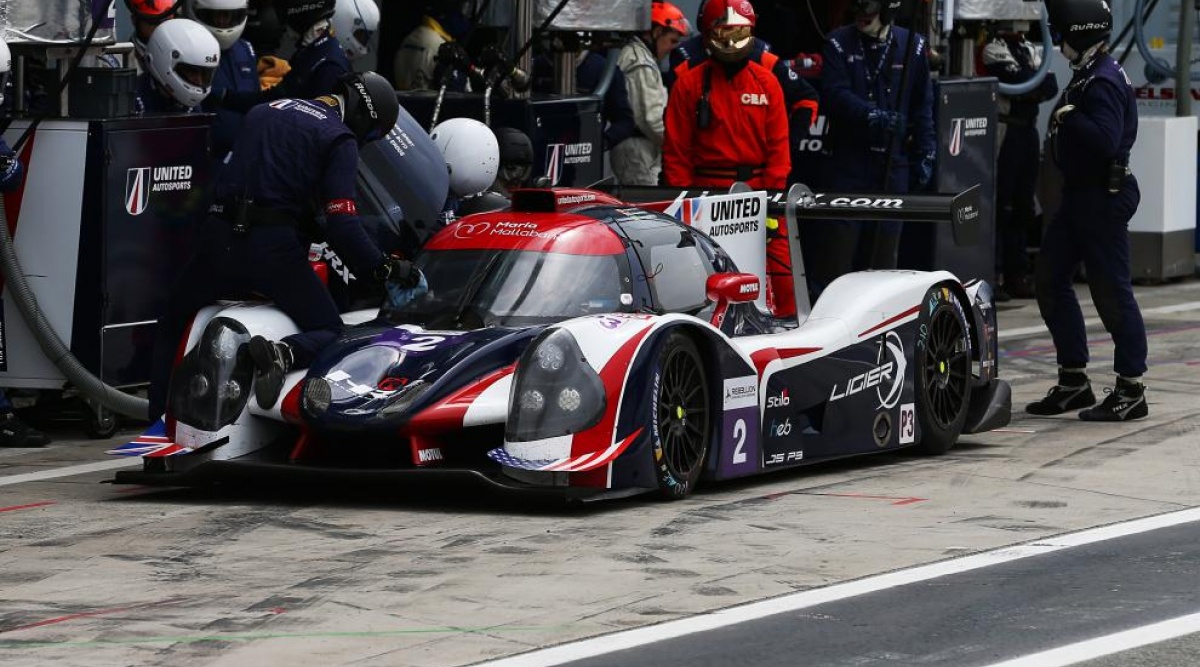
[612,1,689,186]
[332,0,381,63]
[124,0,180,70]
[148,72,410,419]
[186,0,258,161]
[394,0,471,91]
[136,18,221,114]
[663,0,796,319]
[1026,0,1148,421]
[809,0,935,290]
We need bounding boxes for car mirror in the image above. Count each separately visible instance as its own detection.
[706,273,760,305]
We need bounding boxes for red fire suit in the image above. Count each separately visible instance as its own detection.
[664,59,796,318]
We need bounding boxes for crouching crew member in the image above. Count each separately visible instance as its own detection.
[136,18,221,114]
[148,72,414,419]
[1026,0,1148,421]
[663,0,796,319]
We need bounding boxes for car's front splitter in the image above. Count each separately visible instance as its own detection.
[112,460,631,502]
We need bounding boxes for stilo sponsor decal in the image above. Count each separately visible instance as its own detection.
[766,388,790,409]
[830,330,907,409]
[544,142,594,185]
[948,117,989,157]
[125,165,194,216]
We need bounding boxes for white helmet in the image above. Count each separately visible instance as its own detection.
[146,19,222,109]
[431,118,500,197]
[0,39,10,106]
[184,0,249,51]
[332,0,381,61]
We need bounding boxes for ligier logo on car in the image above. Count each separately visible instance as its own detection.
[829,331,906,409]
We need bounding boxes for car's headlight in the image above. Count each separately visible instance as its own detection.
[506,329,605,442]
[374,379,431,419]
[168,318,253,431]
[302,377,333,416]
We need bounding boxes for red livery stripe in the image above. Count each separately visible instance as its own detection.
[859,305,921,338]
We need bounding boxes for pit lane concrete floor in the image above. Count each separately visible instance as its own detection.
[1,278,1199,667]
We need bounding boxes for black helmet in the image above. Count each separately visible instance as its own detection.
[245,0,286,53]
[494,127,533,166]
[1046,0,1112,53]
[279,0,335,33]
[854,0,903,25]
[338,71,400,144]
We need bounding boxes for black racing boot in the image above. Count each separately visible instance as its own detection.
[0,412,50,447]
[248,336,294,410]
[1025,369,1096,416]
[1079,377,1148,422]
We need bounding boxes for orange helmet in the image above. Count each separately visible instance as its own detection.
[125,0,179,24]
[701,0,755,62]
[651,2,691,36]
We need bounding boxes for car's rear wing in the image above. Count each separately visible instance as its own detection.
[608,183,984,322]
[610,183,983,247]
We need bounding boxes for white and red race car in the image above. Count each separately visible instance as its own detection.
[112,184,1009,501]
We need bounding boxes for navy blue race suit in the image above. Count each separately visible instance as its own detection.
[0,137,23,191]
[1037,51,1146,378]
[203,39,261,161]
[807,24,935,290]
[148,96,386,419]
[982,35,1059,289]
[221,31,351,111]
[135,73,196,115]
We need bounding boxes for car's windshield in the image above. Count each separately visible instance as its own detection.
[384,249,631,329]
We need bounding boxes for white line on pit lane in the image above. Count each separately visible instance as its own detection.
[476,507,1200,667]
[1002,300,1200,340]
[0,458,139,488]
[977,610,1200,667]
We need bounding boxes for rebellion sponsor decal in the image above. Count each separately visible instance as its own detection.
[124,165,195,216]
[830,330,906,410]
[948,117,989,157]
[723,375,757,410]
[899,402,916,444]
[545,141,594,185]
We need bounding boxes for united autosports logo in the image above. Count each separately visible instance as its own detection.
[544,142,593,186]
[124,165,195,216]
[948,117,989,157]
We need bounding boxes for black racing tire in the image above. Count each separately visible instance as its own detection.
[914,286,972,455]
[651,331,711,500]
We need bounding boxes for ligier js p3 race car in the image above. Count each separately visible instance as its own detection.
[113,184,1011,500]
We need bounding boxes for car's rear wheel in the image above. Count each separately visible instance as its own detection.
[914,286,972,455]
[652,331,710,499]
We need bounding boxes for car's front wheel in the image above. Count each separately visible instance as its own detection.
[914,285,972,455]
[651,331,710,499]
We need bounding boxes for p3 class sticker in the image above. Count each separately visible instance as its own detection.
[899,402,916,444]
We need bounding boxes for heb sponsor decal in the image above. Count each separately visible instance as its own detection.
[124,165,195,216]
[723,376,757,410]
